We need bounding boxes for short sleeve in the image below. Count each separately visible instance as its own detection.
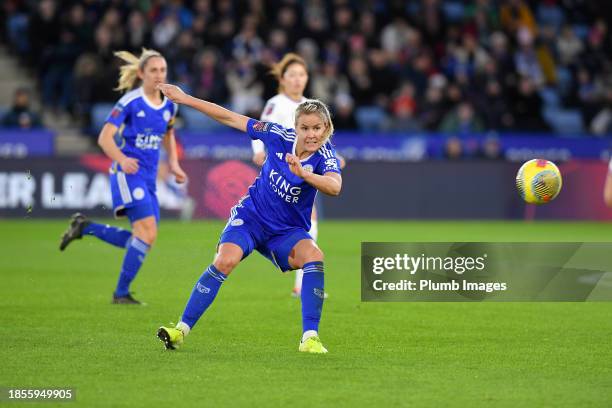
[316,143,341,175]
[105,100,131,128]
[246,118,291,146]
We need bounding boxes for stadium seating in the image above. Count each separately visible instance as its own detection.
[355,106,389,133]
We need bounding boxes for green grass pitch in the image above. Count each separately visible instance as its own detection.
[1,219,611,407]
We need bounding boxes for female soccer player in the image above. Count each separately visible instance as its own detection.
[156,83,342,353]
[252,52,344,297]
[59,49,187,305]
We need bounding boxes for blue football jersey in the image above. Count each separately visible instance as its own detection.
[244,118,341,232]
[106,87,178,181]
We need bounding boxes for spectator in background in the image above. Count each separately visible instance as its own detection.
[100,8,124,48]
[464,0,500,45]
[73,53,101,125]
[2,88,42,129]
[152,13,180,50]
[226,55,263,116]
[403,51,433,96]
[368,49,397,108]
[488,31,514,85]
[209,17,236,58]
[27,0,59,68]
[268,29,289,59]
[444,137,464,160]
[89,25,119,103]
[232,16,264,62]
[579,19,609,76]
[41,27,81,113]
[389,81,421,132]
[311,61,350,104]
[66,3,92,53]
[478,80,514,130]
[500,0,537,36]
[190,14,209,48]
[193,48,229,104]
[347,56,375,106]
[415,0,447,50]
[445,32,490,81]
[126,10,151,51]
[381,17,412,61]
[332,7,354,47]
[514,27,545,87]
[477,135,503,160]
[556,25,583,67]
[333,93,358,131]
[420,80,446,131]
[439,102,484,135]
[167,30,196,89]
[511,76,549,131]
[302,4,330,48]
[536,0,565,33]
[359,11,379,49]
[276,6,301,46]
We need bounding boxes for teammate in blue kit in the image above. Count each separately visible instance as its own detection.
[155,83,342,353]
[59,49,187,305]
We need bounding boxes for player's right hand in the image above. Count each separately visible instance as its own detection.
[120,157,139,174]
[252,151,266,167]
[156,83,187,104]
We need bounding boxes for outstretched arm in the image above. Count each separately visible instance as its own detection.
[157,84,250,132]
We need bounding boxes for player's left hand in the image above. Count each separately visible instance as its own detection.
[170,163,188,184]
[286,154,306,178]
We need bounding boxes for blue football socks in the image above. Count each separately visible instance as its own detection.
[180,265,227,329]
[301,261,325,333]
[114,237,150,297]
[83,222,131,248]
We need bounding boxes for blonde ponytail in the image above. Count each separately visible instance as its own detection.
[114,48,163,93]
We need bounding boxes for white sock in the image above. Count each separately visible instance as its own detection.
[294,220,318,291]
[294,268,303,290]
[176,321,191,337]
[309,220,318,241]
[302,330,318,342]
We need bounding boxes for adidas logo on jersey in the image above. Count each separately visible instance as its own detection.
[276,153,284,160]
[137,110,146,117]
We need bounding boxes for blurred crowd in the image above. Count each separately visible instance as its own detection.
[1,0,611,136]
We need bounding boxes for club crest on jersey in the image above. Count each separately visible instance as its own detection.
[253,121,271,132]
[163,110,171,121]
[230,218,244,226]
[303,164,314,173]
[132,187,145,200]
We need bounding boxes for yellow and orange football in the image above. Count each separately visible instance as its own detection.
[516,159,562,204]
